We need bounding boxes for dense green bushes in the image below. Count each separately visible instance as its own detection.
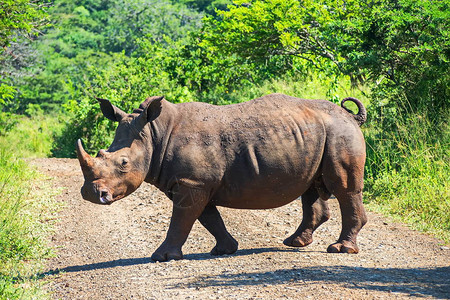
[0,0,51,107]
[1,0,205,114]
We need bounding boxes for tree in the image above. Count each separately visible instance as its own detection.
[9,0,205,113]
[0,0,51,105]
[0,0,51,48]
[103,0,203,55]
[200,0,450,116]
[336,0,450,116]
[200,0,344,74]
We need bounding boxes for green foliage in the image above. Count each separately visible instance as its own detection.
[178,0,232,15]
[0,0,51,48]
[0,0,50,111]
[52,51,156,157]
[0,83,16,105]
[0,112,20,136]
[10,0,204,114]
[200,0,346,75]
[0,111,61,298]
[51,43,204,156]
[336,0,449,121]
[201,0,450,115]
[0,112,64,158]
[137,37,267,103]
[103,0,203,54]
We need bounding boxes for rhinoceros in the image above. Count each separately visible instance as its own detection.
[76,93,367,262]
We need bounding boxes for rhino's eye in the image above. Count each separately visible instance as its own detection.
[118,157,129,171]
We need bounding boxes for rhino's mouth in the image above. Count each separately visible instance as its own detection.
[99,190,127,205]
[100,191,113,205]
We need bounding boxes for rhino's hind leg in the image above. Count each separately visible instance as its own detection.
[323,151,367,254]
[198,204,238,256]
[283,187,330,248]
[326,191,366,254]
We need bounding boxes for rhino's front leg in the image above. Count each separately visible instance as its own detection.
[151,187,209,262]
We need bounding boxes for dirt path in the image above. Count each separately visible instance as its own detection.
[34,158,449,299]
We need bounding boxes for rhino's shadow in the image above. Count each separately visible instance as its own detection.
[185,246,312,261]
[40,247,306,276]
[38,248,450,299]
[176,265,450,299]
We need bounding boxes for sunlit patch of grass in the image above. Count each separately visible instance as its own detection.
[364,114,450,243]
[0,112,65,158]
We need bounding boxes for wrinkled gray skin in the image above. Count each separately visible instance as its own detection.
[77,93,368,262]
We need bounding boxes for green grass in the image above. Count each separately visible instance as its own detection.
[364,114,450,243]
[0,113,65,158]
[0,113,61,299]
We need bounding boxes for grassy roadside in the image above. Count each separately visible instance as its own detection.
[0,114,62,299]
[364,116,450,243]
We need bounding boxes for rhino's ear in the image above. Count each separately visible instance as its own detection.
[96,97,127,122]
[139,96,164,122]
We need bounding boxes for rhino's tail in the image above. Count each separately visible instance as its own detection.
[341,97,367,126]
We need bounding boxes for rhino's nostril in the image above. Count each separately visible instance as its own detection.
[100,190,110,204]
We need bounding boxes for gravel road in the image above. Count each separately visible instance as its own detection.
[34,158,449,299]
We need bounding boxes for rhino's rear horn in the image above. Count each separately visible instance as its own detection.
[76,139,94,173]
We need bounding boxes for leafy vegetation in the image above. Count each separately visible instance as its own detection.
[1,0,205,114]
[0,0,51,105]
[0,0,448,297]
[0,2,60,297]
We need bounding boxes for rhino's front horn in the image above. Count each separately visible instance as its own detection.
[76,139,94,173]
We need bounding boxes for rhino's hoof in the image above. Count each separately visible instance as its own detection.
[211,238,238,256]
[283,233,312,247]
[327,241,359,254]
[151,250,183,262]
